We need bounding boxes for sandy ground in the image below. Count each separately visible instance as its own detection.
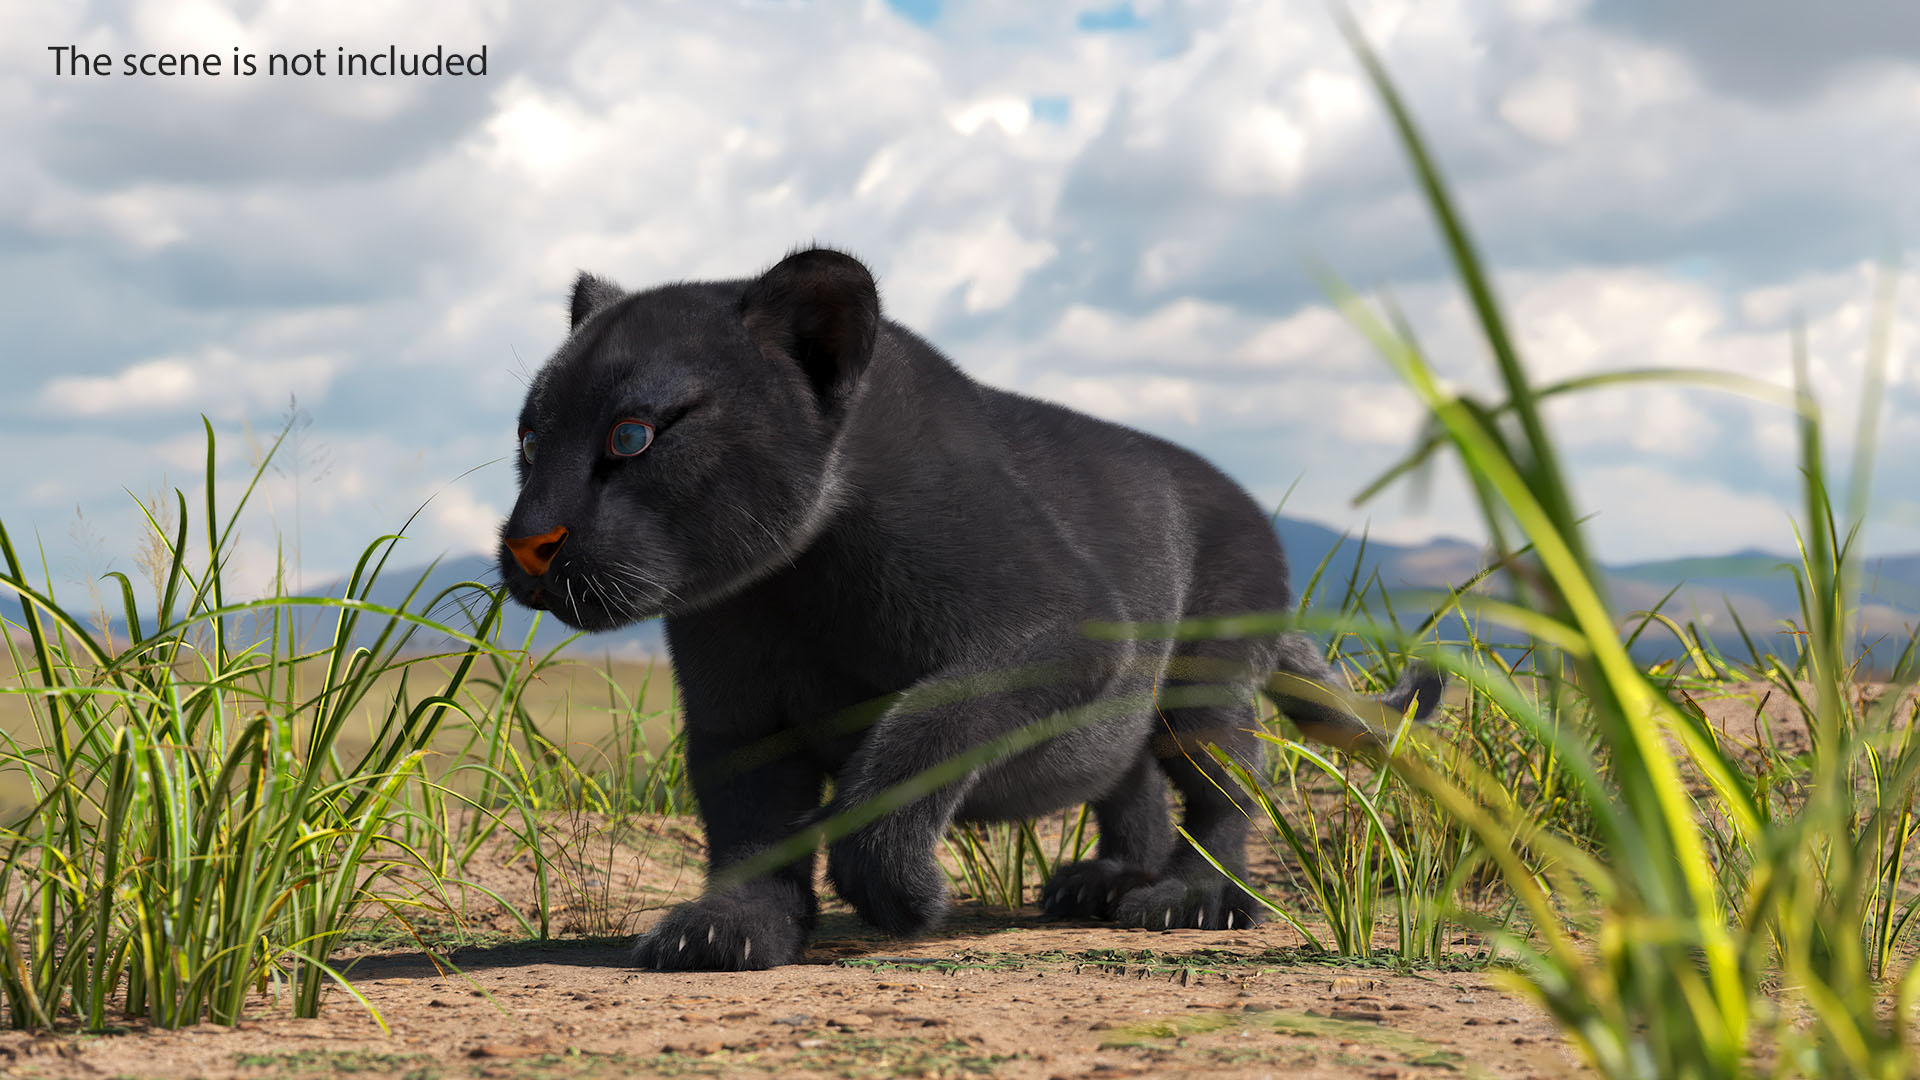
[0,803,1585,1080]
[2,678,1913,1079]
[0,918,1582,1080]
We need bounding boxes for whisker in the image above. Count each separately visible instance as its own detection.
[606,561,685,607]
[599,573,635,614]
[589,572,629,621]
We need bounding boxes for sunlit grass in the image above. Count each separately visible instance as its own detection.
[1291,9,1920,1076]
[0,421,685,1030]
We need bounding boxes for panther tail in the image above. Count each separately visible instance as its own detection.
[1260,633,1444,755]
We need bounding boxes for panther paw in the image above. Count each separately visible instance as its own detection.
[1111,877,1264,932]
[632,893,806,971]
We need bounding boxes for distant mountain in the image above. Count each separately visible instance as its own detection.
[0,553,663,659]
[1279,531,1920,669]
[7,520,1918,668]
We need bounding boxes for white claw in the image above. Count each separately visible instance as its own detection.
[707,925,716,945]
[743,939,753,964]
[677,935,687,953]
[1163,909,1171,929]
[1226,911,1237,929]
[1196,911,1206,929]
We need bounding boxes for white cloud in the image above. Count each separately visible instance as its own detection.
[1499,74,1582,144]
[885,218,1058,325]
[1218,104,1308,195]
[1334,383,1425,446]
[949,97,1031,136]
[422,484,505,558]
[1029,373,1202,426]
[38,348,341,419]
[9,0,1920,599]
[1577,465,1794,562]
[482,83,598,187]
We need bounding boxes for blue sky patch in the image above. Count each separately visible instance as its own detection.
[1030,95,1071,125]
[887,0,941,27]
[1076,2,1144,32]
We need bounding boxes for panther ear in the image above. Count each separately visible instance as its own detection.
[740,247,879,411]
[569,273,626,331]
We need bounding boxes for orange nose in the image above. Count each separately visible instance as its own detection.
[505,525,569,577]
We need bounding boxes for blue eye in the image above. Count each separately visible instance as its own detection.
[607,419,655,457]
[519,428,536,464]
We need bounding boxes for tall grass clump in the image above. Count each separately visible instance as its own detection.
[1165,546,1529,965]
[0,421,520,1030]
[1314,10,1920,1077]
[1229,715,1500,962]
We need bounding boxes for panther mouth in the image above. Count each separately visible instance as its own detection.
[513,570,660,633]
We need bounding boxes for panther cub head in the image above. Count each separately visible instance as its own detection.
[499,247,879,630]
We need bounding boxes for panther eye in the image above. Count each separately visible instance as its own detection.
[607,419,655,457]
[519,427,536,464]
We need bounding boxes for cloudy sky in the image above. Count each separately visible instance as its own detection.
[6,0,1920,603]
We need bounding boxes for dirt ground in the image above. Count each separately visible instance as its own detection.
[1,678,1910,1080]
[0,807,1584,1080]
[0,920,1580,1080]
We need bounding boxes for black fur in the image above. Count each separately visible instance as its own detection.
[500,248,1442,971]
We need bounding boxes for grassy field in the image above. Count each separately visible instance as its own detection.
[0,651,678,816]
[2,18,1918,1080]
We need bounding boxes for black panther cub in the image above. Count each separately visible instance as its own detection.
[499,247,1441,971]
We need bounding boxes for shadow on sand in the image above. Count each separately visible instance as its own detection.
[337,903,1072,981]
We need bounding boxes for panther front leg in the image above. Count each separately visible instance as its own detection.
[632,725,824,971]
[823,643,1151,936]
[820,717,978,937]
